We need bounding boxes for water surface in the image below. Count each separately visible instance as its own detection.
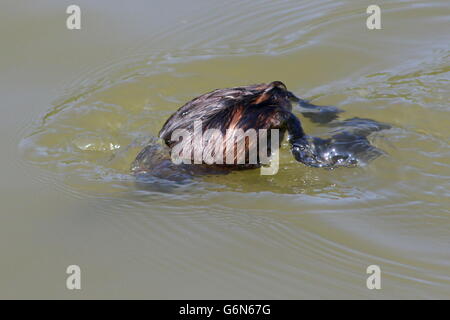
[1,0,449,298]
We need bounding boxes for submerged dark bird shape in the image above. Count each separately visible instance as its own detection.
[292,118,390,168]
[132,81,390,178]
[297,99,344,124]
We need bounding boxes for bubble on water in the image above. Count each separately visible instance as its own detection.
[73,133,121,152]
[356,89,370,97]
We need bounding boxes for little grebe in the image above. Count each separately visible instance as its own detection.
[132,81,389,178]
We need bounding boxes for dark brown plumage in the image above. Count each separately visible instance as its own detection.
[158,81,305,166]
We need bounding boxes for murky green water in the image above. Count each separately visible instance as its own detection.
[1,0,449,298]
